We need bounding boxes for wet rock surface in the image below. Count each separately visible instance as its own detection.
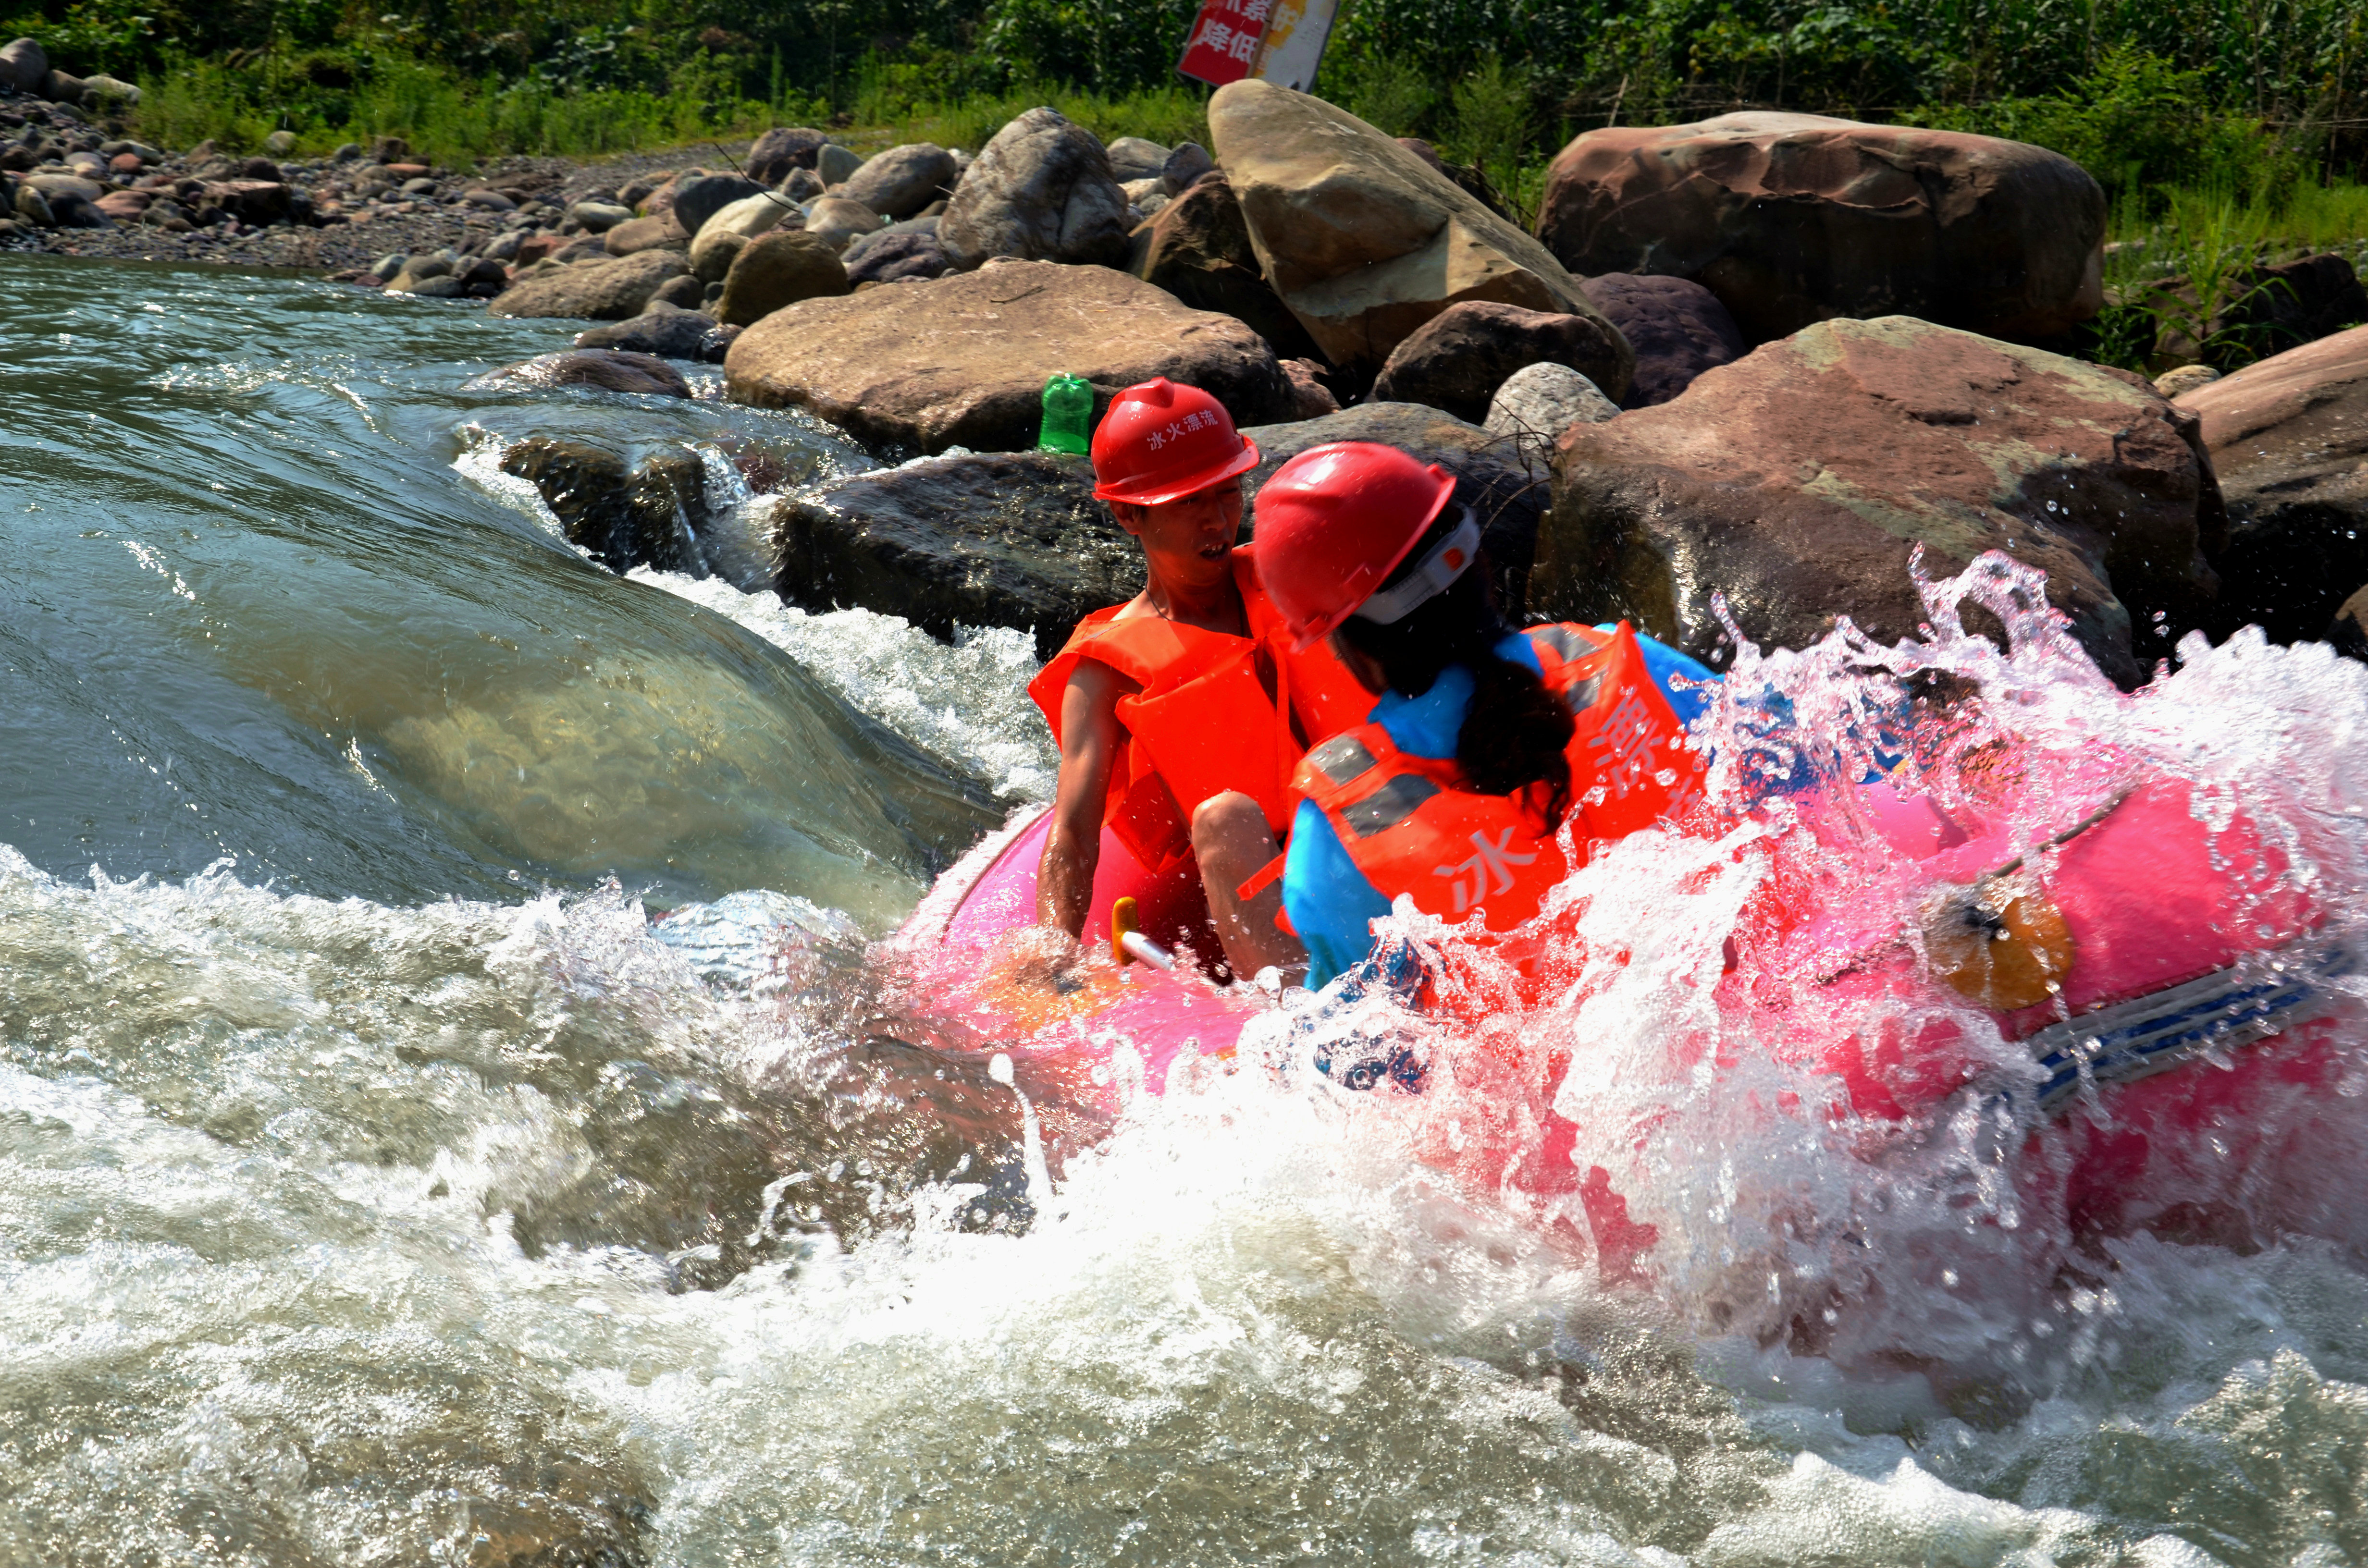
[466,348,693,397]
[1538,113,2107,345]
[1243,402,1548,613]
[1209,80,1630,391]
[724,258,1290,454]
[1533,316,2224,687]
[1368,300,1630,424]
[771,450,1141,655]
[572,302,732,361]
[1578,273,1748,408]
[2176,323,2368,643]
[497,435,705,575]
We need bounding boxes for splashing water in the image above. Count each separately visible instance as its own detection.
[10,258,2368,1566]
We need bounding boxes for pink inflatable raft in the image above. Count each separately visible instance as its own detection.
[891,749,2360,1242]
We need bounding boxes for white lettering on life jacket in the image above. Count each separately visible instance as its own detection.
[1586,686,1661,801]
[1433,827,1540,914]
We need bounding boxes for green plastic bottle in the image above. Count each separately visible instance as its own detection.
[1037,373,1094,455]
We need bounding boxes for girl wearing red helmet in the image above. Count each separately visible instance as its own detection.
[1253,442,1721,989]
[1026,379,1370,979]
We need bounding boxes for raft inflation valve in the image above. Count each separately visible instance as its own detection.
[1110,896,1177,971]
[1038,372,1094,455]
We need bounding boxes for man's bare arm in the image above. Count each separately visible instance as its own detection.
[1037,659,1133,938]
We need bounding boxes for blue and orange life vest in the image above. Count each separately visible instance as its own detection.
[1027,550,1372,873]
[1289,622,1706,931]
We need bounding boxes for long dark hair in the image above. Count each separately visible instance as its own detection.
[1332,510,1575,825]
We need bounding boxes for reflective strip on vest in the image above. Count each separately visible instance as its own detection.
[1305,733,1378,789]
[1340,773,1441,838]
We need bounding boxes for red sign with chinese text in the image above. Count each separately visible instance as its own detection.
[1176,0,1271,87]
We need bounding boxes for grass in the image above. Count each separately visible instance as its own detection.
[2093,180,2368,370]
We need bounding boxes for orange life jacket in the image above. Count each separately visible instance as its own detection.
[1290,622,1707,931]
[1028,550,1372,873]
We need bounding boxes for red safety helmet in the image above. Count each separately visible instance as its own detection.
[1254,442,1460,649]
[1090,377,1261,505]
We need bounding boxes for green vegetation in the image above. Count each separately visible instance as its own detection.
[4,0,2362,368]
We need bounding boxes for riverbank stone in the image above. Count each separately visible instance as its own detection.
[1368,301,1629,424]
[842,225,948,285]
[748,127,832,184]
[771,450,1141,656]
[1486,363,1620,461]
[715,229,850,327]
[671,173,765,237]
[2176,323,2368,643]
[1129,172,1319,363]
[1209,81,1629,392]
[1531,315,2224,687]
[839,143,955,220]
[1578,273,1747,407]
[725,258,1291,454]
[572,302,725,360]
[939,107,1131,270]
[487,249,690,320]
[1537,113,2107,345]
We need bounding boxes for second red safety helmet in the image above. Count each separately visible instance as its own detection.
[1254,441,1459,649]
[1090,377,1261,505]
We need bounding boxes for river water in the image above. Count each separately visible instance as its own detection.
[7,253,2368,1567]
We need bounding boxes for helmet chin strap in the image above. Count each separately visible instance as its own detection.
[1351,508,1481,627]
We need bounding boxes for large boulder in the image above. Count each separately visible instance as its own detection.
[938,107,1132,271]
[487,250,690,320]
[0,36,45,92]
[671,172,765,238]
[715,229,850,327]
[2175,324,2368,643]
[498,437,703,576]
[188,179,290,227]
[725,259,1292,454]
[773,451,1141,656]
[1578,273,1747,407]
[747,127,832,185]
[1537,113,2106,346]
[1129,172,1320,362]
[465,349,692,397]
[1532,316,2225,688]
[838,143,957,221]
[1368,301,1629,424]
[1208,81,1630,392]
[1241,402,1554,614]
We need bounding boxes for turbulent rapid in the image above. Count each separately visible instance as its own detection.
[7,253,2368,1568]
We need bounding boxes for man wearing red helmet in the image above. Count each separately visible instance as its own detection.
[1026,378,1371,978]
[1253,441,1721,988]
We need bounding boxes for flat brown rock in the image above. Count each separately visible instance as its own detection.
[1209,82,1630,389]
[1532,315,2224,687]
[723,259,1291,453]
[487,249,689,321]
[2176,323,2368,640]
[1536,113,2105,345]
